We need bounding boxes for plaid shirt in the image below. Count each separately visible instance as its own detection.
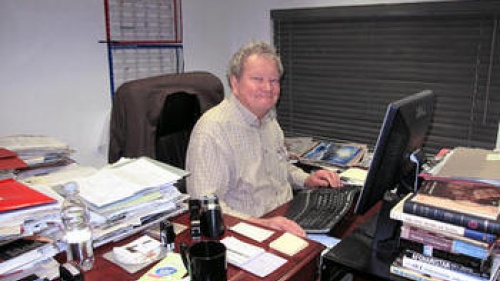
[186,94,308,218]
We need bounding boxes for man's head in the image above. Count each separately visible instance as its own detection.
[227,41,284,119]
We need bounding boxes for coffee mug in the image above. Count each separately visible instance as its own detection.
[180,241,227,281]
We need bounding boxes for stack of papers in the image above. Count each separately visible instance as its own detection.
[0,179,60,241]
[69,157,186,208]
[0,148,27,180]
[45,157,191,246]
[0,135,74,179]
[221,236,287,278]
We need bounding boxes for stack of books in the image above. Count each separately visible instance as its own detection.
[389,148,500,281]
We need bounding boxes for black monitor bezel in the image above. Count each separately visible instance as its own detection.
[354,89,436,215]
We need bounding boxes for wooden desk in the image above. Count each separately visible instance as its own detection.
[82,203,325,281]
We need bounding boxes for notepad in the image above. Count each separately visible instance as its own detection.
[269,232,309,256]
[230,222,274,242]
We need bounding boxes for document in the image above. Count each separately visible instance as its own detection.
[230,222,274,242]
[70,157,186,207]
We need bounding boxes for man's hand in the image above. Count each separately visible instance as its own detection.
[248,216,306,237]
[304,169,342,188]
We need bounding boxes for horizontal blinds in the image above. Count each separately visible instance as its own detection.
[272,1,500,153]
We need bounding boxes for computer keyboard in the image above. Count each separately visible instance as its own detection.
[285,184,361,234]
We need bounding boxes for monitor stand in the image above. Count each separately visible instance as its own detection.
[321,191,404,281]
[370,190,403,259]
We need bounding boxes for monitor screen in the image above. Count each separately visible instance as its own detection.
[354,90,436,215]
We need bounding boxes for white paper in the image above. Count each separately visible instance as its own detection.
[230,222,274,242]
[74,157,183,207]
[239,252,287,278]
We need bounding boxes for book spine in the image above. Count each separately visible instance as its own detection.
[390,260,444,281]
[402,251,488,281]
[404,250,490,278]
[390,205,497,243]
[403,200,500,235]
[400,225,491,260]
[399,239,492,274]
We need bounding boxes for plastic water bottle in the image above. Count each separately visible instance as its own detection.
[60,182,94,271]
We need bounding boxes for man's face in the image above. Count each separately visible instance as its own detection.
[230,54,280,119]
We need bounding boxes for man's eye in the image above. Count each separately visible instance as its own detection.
[251,77,264,82]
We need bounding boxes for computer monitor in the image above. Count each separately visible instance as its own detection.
[354,89,435,215]
[352,89,435,255]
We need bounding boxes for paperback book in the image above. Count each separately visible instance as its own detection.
[390,255,444,281]
[400,249,492,281]
[399,238,493,274]
[399,224,494,260]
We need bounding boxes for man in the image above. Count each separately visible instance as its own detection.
[186,40,341,237]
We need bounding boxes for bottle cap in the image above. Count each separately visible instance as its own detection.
[63,182,79,194]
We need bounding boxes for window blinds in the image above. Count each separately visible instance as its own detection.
[272,1,500,153]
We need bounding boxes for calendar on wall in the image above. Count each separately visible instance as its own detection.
[104,0,183,96]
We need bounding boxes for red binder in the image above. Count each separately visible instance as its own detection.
[0,178,57,212]
[0,148,28,170]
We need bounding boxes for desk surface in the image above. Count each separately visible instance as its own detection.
[81,203,325,281]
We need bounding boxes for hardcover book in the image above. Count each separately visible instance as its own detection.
[410,178,500,220]
[390,194,497,244]
[403,188,500,235]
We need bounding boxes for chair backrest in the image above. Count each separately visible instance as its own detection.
[108,71,224,164]
[155,91,201,170]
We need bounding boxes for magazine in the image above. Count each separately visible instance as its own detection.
[301,141,367,167]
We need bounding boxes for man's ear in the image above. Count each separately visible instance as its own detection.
[229,75,239,96]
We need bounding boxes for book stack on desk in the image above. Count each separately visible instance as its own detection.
[389,147,500,281]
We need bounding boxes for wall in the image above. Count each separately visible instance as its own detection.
[1,0,477,169]
[0,0,110,167]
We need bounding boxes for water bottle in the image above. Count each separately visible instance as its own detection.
[60,182,94,271]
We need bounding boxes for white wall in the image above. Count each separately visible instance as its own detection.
[0,0,110,167]
[0,0,470,169]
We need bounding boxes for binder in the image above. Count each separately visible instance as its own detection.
[0,178,57,213]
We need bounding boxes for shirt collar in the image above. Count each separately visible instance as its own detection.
[228,94,276,127]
